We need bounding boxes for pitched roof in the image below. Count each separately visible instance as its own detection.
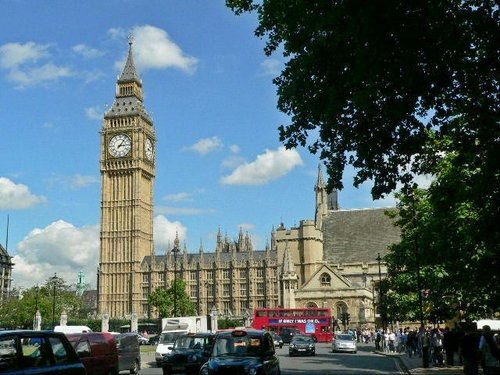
[323,207,400,264]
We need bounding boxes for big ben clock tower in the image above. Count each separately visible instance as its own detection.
[98,40,156,318]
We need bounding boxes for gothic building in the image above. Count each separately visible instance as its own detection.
[98,42,400,328]
[0,244,13,301]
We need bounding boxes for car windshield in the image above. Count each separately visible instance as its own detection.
[336,334,353,341]
[174,336,206,350]
[213,335,263,357]
[159,332,186,344]
[293,337,312,343]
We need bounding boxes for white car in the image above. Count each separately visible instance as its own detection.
[332,333,357,353]
[154,330,188,367]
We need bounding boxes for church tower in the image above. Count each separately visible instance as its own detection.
[98,40,156,318]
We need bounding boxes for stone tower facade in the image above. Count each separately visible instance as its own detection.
[98,41,156,318]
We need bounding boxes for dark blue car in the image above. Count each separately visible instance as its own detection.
[162,332,215,375]
[199,329,280,375]
[0,330,86,374]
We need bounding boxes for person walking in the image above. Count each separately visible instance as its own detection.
[443,327,459,366]
[459,324,479,375]
[479,325,500,375]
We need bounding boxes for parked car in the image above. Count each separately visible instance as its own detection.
[155,329,189,367]
[162,332,215,375]
[289,334,316,356]
[280,327,302,344]
[0,329,86,374]
[199,328,280,375]
[271,332,283,348]
[66,331,119,375]
[113,332,141,374]
[332,333,357,353]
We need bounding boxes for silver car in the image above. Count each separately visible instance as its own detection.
[332,334,357,353]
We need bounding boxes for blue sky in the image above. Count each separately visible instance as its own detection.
[0,1,398,290]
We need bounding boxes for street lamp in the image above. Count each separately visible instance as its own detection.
[171,244,180,317]
[376,253,384,331]
[410,191,428,368]
[50,273,58,329]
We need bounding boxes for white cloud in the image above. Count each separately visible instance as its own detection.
[229,144,240,154]
[85,106,103,120]
[260,58,283,76]
[69,174,99,189]
[153,215,188,253]
[45,174,98,190]
[72,44,105,59]
[12,220,99,289]
[113,25,198,74]
[184,136,224,155]
[0,42,73,88]
[0,42,50,68]
[221,147,304,185]
[0,177,47,209]
[163,192,193,202]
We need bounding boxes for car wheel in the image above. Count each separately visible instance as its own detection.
[130,359,140,374]
[280,344,283,348]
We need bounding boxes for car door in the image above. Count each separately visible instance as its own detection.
[261,333,280,375]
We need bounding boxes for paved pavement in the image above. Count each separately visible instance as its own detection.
[376,350,464,375]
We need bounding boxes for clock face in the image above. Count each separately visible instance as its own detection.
[108,134,131,157]
[145,138,154,160]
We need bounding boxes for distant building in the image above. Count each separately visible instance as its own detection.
[0,244,13,301]
[97,42,400,328]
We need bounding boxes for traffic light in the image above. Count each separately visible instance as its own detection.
[340,312,350,325]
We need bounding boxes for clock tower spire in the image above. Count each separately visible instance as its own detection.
[98,39,156,318]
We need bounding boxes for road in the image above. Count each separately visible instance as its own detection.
[135,341,406,375]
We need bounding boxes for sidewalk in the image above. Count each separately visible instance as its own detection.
[376,350,463,375]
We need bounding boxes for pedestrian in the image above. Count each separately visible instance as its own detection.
[375,329,381,351]
[431,328,444,366]
[459,323,479,375]
[407,328,417,358]
[443,327,459,366]
[479,325,500,375]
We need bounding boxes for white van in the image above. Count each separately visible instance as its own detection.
[54,325,92,334]
[154,329,188,367]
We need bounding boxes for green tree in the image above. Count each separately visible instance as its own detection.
[226,0,499,198]
[386,166,499,323]
[228,0,499,318]
[0,275,85,329]
[148,279,196,318]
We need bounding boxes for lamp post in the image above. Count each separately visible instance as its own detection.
[376,253,384,331]
[410,191,428,368]
[171,244,180,317]
[50,273,58,329]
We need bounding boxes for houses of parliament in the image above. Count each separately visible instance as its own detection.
[96,42,400,328]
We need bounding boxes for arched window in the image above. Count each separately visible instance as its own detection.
[320,273,331,286]
[306,302,318,308]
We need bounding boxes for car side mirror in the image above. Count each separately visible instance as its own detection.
[167,346,173,350]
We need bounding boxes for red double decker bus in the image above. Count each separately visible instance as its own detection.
[251,307,334,343]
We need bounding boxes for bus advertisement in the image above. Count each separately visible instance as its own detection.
[252,308,334,343]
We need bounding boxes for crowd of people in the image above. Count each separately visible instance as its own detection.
[366,324,500,374]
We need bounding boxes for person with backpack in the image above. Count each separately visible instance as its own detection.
[479,325,500,375]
